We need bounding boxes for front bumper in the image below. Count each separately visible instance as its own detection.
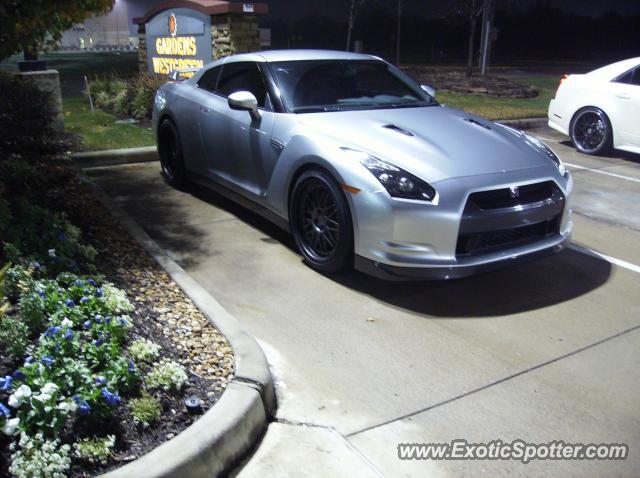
[355,234,570,281]
[349,165,573,280]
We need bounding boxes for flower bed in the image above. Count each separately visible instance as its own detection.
[0,71,234,477]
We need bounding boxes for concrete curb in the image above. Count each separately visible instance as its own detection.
[84,176,275,477]
[496,117,548,130]
[71,146,158,168]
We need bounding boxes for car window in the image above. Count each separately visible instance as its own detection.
[269,60,436,113]
[215,62,269,108]
[613,66,640,86]
[197,66,222,93]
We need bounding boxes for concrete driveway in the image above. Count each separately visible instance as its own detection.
[86,127,640,477]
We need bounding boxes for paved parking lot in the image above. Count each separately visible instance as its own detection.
[86,127,640,477]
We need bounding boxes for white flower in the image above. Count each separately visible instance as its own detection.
[60,318,73,328]
[56,399,77,413]
[1,417,20,436]
[48,248,56,258]
[8,385,32,408]
[34,383,58,403]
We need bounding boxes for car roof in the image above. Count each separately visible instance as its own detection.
[586,57,640,80]
[222,49,381,63]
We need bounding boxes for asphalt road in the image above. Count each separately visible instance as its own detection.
[86,127,640,477]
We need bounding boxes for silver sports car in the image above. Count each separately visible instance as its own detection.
[152,50,573,280]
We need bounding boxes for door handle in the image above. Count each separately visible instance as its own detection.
[615,93,631,100]
[200,106,210,113]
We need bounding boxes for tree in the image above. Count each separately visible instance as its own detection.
[345,0,367,51]
[452,0,483,77]
[0,0,113,60]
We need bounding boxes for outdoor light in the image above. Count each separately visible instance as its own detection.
[184,396,203,414]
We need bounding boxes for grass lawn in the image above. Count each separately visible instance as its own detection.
[63,96,154,151]
[436,77,560,120]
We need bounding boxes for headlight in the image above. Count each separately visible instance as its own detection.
[342,148,436,201]
[524,134,566,175]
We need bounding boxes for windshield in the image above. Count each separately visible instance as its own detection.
[269,60,437,113]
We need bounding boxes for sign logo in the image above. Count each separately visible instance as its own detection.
[168,12,177,37]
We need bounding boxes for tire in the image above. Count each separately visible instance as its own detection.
[290,169,354,273]
[570,107,613,155]
[158,118,186,188]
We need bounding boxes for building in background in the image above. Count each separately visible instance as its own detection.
[60,0,135,49]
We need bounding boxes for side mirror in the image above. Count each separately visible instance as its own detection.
[228,91,260,121]
[421,84,436,97]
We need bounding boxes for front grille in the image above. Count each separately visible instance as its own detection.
[468,181,558,210]
[456,216,560,256]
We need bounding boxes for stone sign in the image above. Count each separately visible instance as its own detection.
[133,0,268,78]
[145,8,212,76]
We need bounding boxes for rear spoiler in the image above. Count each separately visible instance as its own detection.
[168,67,201,81]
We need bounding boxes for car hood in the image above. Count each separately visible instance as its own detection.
[296,105,550,183]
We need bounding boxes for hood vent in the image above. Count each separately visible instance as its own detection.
[464,118,492,130]
[382,124,414,136]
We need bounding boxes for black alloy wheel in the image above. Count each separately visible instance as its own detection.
[570,107,612,155]
[291,170,353,273]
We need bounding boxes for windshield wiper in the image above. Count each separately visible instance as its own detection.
[292,106,330,113]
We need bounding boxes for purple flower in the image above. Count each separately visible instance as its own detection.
[93,338,104,347]
[24,356,35,366]
[44,326,61,338]
[95,376,107,385]
[73,395,91,415]
[95,288,104,298]
[41,356,54,367]
[37,291,45,298]
[57,231,66,242]
[105,317,112,325]
[30,261,41,270]
[74,279,84,287]
[79,297,89,304]
[0,403,10,418]
[64,329,74,340]
[83,320,92,330]
[94,315,104,324]
[65,299,75,308]
[128,360,136,372]
[118,318,128,327]
[13,370,26,381]
[88,279,97,287]
[0,376,12,391]
[101,388,121,407]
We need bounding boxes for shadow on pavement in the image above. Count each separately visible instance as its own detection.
[330,247,612,318]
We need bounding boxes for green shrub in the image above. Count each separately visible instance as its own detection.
[86,73,164,120]
[0,315,29,358]
[0,72,59,157]
[73,435,115,465]
[0,199,97,276]
[129,394,161,427]
[129,338,161,366]
[9,433,72,478]
[145,360,189,392]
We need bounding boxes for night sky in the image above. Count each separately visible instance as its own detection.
[126,0,640,26]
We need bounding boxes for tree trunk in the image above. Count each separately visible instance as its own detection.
[346,0,356,51]
[396,0,402,64]
[465,12,476,77]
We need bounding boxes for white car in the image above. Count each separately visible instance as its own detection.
[548,57,640,155]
